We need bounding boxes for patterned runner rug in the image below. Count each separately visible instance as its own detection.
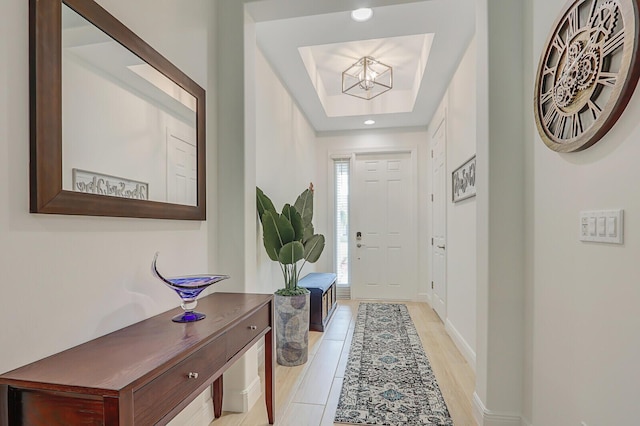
[334,303,453,426]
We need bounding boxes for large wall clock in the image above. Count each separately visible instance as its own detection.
[534,0,640,152]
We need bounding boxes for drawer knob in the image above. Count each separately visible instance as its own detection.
[249,325,257,330]
[187,372,199,379]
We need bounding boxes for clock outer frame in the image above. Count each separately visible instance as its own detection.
[534,0,640,152]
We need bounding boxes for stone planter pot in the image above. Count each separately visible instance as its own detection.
[274,292,310,366]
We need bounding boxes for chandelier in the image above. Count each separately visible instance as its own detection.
[342,56,393,100]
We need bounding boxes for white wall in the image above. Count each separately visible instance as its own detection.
[474,1,526,424]
[525,0,640,424]
[428,37,478,367]
[214,1,266,414]
[0,0,216,422]
[255,48,318,293]
[314,129,429,298]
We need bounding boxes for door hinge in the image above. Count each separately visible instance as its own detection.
[431,238,434,245]
[431,281,434,289]
[431,194,434,202]
[431,150,433,158]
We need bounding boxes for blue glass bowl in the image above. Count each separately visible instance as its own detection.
[152,252,229,323]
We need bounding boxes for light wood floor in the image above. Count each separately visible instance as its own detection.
[211,300,476,426]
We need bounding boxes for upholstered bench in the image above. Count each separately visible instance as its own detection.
[298,272,337,332]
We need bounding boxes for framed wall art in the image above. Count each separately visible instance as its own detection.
[452,155,476,202]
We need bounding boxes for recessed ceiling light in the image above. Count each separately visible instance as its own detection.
[351,8,373,22]
[364,119,376,125]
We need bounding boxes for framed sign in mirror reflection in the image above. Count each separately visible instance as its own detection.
[72,169,149,201]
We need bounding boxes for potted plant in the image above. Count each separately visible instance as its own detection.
[256,183,325,366]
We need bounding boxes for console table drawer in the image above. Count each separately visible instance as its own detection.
[226,304,270,360]
[134,335,227,425]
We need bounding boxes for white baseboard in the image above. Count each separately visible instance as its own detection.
[337,285,351,300]
[167,389,214,426]
[444,319,476,372]
[521,416,533,426]
[222,375,262,413]
[417,292,430,304]
[473,392,522,426]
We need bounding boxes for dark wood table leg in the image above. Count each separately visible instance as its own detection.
[213,375,223,419]
[265,328,274,424]
[0,385,8,426]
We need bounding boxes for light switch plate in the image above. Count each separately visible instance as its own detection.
[580,209,623,244]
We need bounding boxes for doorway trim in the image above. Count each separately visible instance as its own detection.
[429,102,448,320]
[327,146,419,301]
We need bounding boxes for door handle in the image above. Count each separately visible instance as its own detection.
[357,243,363,248]
[437,244,445,249]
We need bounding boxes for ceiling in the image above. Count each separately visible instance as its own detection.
[246,0,475,133]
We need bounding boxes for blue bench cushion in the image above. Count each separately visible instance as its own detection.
[298,272,337,293]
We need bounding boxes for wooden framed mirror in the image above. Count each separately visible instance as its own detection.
[30,0,206,220]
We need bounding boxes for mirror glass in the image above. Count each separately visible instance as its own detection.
[61,5,198,206]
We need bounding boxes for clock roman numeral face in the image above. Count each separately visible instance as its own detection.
[534,0,640,152]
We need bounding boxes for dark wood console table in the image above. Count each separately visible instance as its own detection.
[0,292,274,425]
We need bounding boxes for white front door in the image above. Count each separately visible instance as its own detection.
[351,152,416,300]
[431,119,447,321]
